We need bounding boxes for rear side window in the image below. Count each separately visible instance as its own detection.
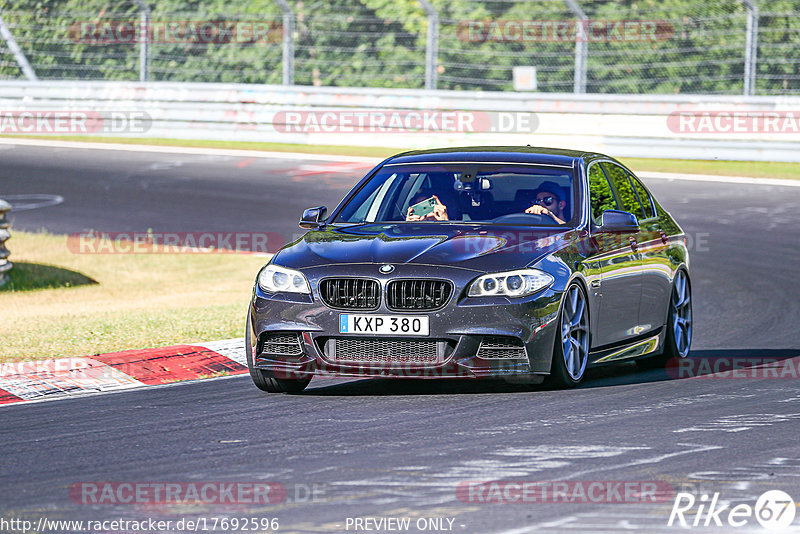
[587,163,617,225]
[627,173,656,219]
[601,163,645,220]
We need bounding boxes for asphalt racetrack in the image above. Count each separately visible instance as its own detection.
[2,142,800,533]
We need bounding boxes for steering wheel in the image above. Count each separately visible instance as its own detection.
[491,213,551,225]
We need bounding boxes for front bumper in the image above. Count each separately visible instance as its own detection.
[248,263,563,379]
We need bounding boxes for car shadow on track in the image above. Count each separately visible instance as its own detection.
[579,348,800,389]
[297,349,800,396]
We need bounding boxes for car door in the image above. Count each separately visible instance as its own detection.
[585,162,643,348]
[625,170,673,335]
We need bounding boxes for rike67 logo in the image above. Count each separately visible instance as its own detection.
[668,490,796,530]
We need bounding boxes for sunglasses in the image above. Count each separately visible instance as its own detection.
[535,195,557,207]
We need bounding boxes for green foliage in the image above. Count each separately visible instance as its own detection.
[587,163,616,224]
[1,0,283,82]
[601,162,643,218]
[1,0,798,94]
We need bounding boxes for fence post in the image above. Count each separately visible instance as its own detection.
[133,0,150,82]
[0,199,11,287]
[563,0,587,93]
[742,0,759,96]
[0,8,38,81]
[274,0,295,85]
[418,0,439,91]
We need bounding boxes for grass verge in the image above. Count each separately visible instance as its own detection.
[3,135,800,180]
[619,157,800,181]
[0,135,403,158]
[1,231,267,362]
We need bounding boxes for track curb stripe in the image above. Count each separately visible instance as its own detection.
[0,387,24,404]
[0,339,247,405]
[91,345,247,385]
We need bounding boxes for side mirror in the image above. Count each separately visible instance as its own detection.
[597,209,639,233]
[299,206,327,229]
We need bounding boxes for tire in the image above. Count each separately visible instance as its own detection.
[246,318,311,393]
[636,270,692,369]
[545,283,590,388]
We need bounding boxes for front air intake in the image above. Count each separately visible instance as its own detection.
[322,337,448,366]
[476,336,528,359]
[259,332,303,357]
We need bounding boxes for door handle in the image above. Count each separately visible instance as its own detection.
[659,231,669,245]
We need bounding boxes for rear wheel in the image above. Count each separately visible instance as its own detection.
[546,283,589,388]
[246,319,311,393]
[636,270,692,369]
[665,270,693,359]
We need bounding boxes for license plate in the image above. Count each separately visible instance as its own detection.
[339,314,429,336]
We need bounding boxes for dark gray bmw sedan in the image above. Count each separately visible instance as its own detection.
[246,147,691,392]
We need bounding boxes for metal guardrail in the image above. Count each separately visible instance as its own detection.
[1,81,799,162]
[0,198,11,287]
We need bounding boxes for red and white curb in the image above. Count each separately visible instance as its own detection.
[0,339,248,406]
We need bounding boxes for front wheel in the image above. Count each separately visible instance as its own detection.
[545,283,590,388]
[246,318,311,393]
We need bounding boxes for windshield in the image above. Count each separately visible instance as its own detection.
[334,163,578,226]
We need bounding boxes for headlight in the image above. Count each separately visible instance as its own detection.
[467,269,554,298]
[258,264,311,294]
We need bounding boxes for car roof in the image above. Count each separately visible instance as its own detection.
[386,146,609,167]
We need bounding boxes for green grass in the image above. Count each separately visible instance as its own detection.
[619,157,800,181]
[4,134,799,180]
[1,231,267,362]
[0,134,403,158]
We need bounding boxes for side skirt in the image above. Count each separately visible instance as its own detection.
[589,329,664,365]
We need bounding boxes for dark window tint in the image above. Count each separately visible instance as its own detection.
[588,163,617,225]
[335,163,576,225]
[601,163,644,220]
[628,173,656,219]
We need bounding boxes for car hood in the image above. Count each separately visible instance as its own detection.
[273,223,575,272]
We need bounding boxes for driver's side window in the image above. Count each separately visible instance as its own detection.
[588,163,617,225]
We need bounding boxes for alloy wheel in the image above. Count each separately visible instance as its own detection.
[561,285,589,381]
[671,270,692,358]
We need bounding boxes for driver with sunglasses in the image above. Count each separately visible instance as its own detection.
[524,181,567,224]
